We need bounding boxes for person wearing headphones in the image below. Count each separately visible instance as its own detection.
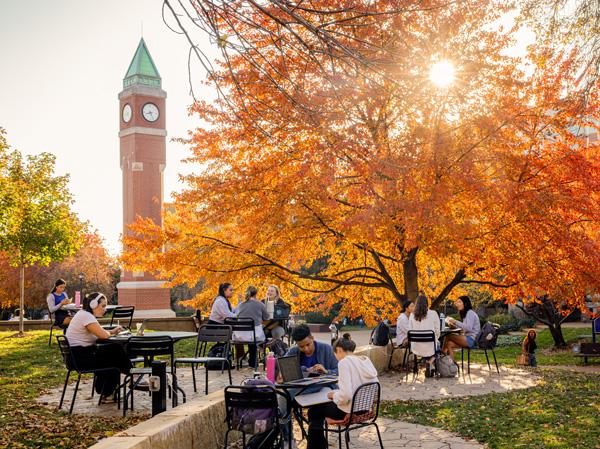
[65,292,132,400]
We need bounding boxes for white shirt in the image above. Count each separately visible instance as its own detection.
[65,310,99,347]
[332,355,379,413]
[208,296,236,323]
[396,313,410,346]
[408,310,440,357]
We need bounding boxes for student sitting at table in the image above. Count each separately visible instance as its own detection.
[408,293,440,377]
[396,299,415,347]
[65,292,132,400]
[234,285,269,368]
[306,334,378,449]
[263,284,291,340]
[207,282,236,325]
[442,295,481,360]
[47,279,72,329]
[285,324,338,376]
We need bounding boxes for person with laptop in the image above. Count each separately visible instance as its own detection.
[306,334,378,448]
[285,324,338,376]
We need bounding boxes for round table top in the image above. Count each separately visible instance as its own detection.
[108,330,197,342]
[61,304,118,311]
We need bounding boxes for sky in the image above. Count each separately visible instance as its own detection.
[0,1,534,256]
[0,0,218,254]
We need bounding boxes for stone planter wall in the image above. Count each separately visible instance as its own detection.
[89,390,227,449]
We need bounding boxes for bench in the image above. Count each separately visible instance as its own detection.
[574,353,600,364]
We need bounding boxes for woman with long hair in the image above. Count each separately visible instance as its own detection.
[207,282,236,324]
[408,294,440,377]
[442,295,481,359]
[234,285,269,368]
[46,279,72,328]
[264,284,290,340]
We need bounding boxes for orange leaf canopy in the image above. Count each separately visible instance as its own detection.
[123,0,600,319]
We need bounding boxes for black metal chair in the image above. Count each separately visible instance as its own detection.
[223,384,291,449]
[48,310,65,346]
[123,335,182,416]
[405,330,438,380]
[461,345,499,374]
[174,324,233,395]
[325,382,384,449]
[55,335,121,414]
[224,317,261,369]
[109,306,135,330]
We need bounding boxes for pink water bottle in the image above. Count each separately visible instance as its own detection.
[75,291,81,308]
[266,351,276,382]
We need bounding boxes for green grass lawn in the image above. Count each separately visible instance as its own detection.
[0,330,198,448]
[466,327,596,366]
[382,369,600,449]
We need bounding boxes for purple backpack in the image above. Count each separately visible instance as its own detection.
[231,379,278,435]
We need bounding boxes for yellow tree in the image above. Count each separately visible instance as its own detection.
[123,0,600,323]
[0,129,84,335]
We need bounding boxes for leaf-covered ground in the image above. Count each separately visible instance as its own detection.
[0,331,192,448]
[382,369,600,449]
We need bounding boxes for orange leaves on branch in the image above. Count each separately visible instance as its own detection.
[123,0,600,318]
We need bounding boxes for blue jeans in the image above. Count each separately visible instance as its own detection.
[528,353,537,367]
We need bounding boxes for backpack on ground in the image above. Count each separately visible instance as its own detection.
[477,322,499,349]
[205,344,233,370]
[436,354,458,378]
[370,322,390,346]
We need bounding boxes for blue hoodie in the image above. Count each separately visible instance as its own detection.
[285,340,339,375]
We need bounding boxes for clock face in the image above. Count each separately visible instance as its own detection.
[142,103,160,122]
[122,104,132,123]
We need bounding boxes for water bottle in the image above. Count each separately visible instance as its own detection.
[440,313,446,331]
[266,349,276,382]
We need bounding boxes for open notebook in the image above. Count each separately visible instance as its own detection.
[294,388,333,407]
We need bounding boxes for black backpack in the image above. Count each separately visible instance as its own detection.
[265,338,288,357]
[371,322,390,346]
[476,322,499,349]
[205,344,233,370]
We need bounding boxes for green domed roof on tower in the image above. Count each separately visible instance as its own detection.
[123,38,161,88]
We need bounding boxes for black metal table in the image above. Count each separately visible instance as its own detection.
[276,376,339,440]
[108,330,197,343]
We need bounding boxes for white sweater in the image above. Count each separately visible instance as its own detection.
[408,310,440,357]
[332,355,379,413]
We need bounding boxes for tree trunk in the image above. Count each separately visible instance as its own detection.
[516,297,568,348]
[548,322,567,347]
[403,247,419,302]
[19,264,25,336]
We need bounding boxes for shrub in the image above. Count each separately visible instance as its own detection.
[486,313,535,334]
[487,313,516,326]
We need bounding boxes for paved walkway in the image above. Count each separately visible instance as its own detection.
[288,418,483,449]
[380,364,540,401]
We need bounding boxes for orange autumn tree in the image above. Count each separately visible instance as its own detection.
[123,0,600,323]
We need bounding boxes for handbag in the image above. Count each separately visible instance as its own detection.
[516,353,528,366]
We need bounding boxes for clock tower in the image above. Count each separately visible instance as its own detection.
[117,38,173,317]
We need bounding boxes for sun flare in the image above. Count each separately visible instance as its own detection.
[429,60,456,88]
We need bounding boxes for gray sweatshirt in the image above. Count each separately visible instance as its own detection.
[454,309,481,338]
[236,298,269,325]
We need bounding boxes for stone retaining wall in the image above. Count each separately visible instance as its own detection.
[89,390,227,449]
[0,317,197,332]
